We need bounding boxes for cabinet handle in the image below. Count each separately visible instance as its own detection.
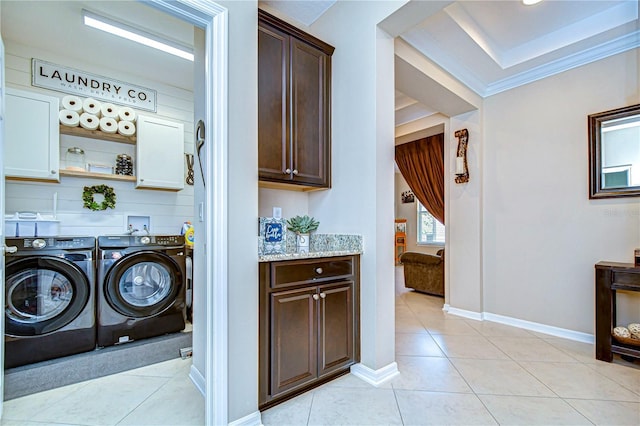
[313,294,319,300]
[320,292,326,299]
[315,267,323,274]
[284,168,291,174]
[292,169,299,175]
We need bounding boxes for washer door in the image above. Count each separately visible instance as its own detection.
[104,251,183,318]
[5,257,90,336]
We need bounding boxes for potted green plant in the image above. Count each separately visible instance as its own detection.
[286,215,319,253]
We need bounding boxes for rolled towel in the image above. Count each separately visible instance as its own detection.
[79,113,100,130]
[83,98,102,118]
[117,120,136,137]
[99,117,118,134]
[59,109,80,127]
[100,103,119,119]
[61,95,83,113]
[118,107,136,122]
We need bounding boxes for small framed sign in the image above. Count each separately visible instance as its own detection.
[259,217,286,255]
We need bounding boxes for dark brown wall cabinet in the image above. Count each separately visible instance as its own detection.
[258,9,334,189]
[259,256,360,409]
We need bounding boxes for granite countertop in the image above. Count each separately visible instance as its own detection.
[258,232,363,262]
[259,249,362,262]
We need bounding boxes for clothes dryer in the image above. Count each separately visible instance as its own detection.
[4,236,96,368]
[97,235,186,347]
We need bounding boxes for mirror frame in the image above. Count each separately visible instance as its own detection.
[588,103,640,199]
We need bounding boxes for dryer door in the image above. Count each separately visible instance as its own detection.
[104,251,183,318]
[5,256,90,336]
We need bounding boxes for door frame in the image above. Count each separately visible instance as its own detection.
[0,33,6,419]
[145,1,228,425]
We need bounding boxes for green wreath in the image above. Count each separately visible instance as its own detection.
[82,185,116,211]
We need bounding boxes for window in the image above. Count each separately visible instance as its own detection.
[417,203,445,244]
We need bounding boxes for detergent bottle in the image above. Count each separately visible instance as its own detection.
[182,221,194,248]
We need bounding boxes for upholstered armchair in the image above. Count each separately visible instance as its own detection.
[400,249,444,297]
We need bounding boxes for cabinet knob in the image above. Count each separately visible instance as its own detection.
[284,168,291,174]
[292,169,299,175]
[51,170,56,174]
[320,292,326,299]
[315,267,323,274]
[312,294,319,300]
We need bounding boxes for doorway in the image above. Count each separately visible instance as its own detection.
[0,1,228,424]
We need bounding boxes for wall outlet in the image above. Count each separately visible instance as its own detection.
[273,207,282,219]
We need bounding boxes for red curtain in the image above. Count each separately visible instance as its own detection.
[395,134,445,225]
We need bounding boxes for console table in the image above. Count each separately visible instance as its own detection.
[595,261,640,361]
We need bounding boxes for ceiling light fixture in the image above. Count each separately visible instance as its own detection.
[82,9,194,62]
[522,0,543,5]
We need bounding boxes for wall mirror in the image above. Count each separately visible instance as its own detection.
[589,103,640,199]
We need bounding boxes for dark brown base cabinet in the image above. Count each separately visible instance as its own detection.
[259,255,360,409]
[595,262,640,361]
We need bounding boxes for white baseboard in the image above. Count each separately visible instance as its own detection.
[189,364,205,397]
[228,410,262,426]
[443,304,483,321]
[443,305,594,344]
[483,312,594,344]
[351,361,399,386]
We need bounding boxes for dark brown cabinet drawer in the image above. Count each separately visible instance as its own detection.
[269,256,354,289]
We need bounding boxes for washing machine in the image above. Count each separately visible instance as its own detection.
[97,235,186,347]
[4,236,96,369]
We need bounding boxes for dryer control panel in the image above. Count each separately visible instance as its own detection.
[136,235,183,246]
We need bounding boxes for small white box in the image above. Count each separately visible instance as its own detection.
[5,213,59,237]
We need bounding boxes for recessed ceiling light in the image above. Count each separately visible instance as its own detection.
[522,0,543,5]
[82,9,194,62]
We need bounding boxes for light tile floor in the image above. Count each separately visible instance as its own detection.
[1,357,204,426]
[4,267,640,425]
[260,267,640,425]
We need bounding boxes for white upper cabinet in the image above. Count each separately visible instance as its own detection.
[135,114,184,191]
[5,88,60,181]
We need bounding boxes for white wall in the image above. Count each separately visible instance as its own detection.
[3,41,194,236]
[448,110,483,313]
[483,49,640,333]
[216,1,259,422]
[258,188,308,218]
[303,1,404,371]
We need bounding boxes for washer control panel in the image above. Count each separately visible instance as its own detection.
[149,235,183,246]
[98,235,184,248]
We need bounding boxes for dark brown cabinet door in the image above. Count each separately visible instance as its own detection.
[290,38,330,187]
[258,9,333,189]
[318,282,354,377]
[270,287,318,395]
[258,22,290,181]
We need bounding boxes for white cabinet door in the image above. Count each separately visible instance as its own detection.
[136,114,184,191]
[4,88,59,181]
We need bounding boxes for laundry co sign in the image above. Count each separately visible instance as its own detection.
[32,59,157,112]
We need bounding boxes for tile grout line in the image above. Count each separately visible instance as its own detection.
[113,376,173,426]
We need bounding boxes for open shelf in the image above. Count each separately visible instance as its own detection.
[59,169,136,182]
[59,125,136,144]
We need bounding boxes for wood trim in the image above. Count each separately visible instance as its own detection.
[59,125,136,144]
[258,9,335,55]
[59,169,136,182]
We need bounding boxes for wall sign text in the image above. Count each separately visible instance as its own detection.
[32,59,157,112]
